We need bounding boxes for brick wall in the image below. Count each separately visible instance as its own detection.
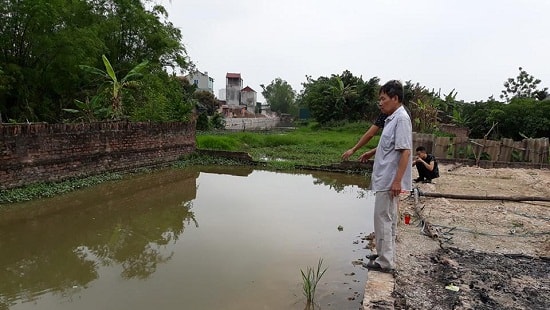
[0,121,196,190]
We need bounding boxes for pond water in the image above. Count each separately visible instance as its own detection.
[0,167,375,310]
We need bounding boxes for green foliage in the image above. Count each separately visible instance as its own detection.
[301,258,328,307]
[80,55,149,119]
[128,71,194,123]
[511,150,524,162]
[194,90,220,131]
[0,0,191,123]
[173,153,244,168]
[0,173,124,205]
[196,135,242,151]
[450,105,470,127]
[411,98,439,133]
[63,96,110,122]
[300,70,379,124]
[498,98,550,139]
[193,90,218,115]
[462,97,550,139]
[404,81,457,133]
[196,113,210,131]
[501,67,549,101]
[210,112,226,130]
[262,134,300,147]
[260,78,297,115]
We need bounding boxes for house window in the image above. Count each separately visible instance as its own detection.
[193,80,199,86]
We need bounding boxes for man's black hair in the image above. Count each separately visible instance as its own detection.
[416,146,426,152]
[379,80,403,103]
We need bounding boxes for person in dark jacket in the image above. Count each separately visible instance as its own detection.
[412,146,439,183]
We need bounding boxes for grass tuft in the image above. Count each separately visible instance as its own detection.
[301,258,328,307]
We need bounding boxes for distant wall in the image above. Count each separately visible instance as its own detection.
[0,121,196,190]
[224,117,280,131]
[439,124,469,138]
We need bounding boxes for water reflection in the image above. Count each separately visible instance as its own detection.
[309,170,370,194]
[0,167,373,310]
[0,169,200,309]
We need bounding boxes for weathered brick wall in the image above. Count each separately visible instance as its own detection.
[0,121,196,189]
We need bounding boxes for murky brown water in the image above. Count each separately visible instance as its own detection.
[0,167,374,310]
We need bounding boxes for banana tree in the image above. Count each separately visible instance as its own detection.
[63,95,109,122]
[80,55,149,119]
[323,76,356,120]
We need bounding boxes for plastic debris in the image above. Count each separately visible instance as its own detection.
[445,284,460,292]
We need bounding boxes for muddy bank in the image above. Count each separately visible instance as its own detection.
[394,247,549,309]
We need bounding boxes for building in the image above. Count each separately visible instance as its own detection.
[240,86,257,111]
[226,73,243,106]
[185,70,214,94]
[218,89,226,101]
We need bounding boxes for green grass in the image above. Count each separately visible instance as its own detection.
[2,122,377,205]
[197,122,378,167]
[301,258,328,307]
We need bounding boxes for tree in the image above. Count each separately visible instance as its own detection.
[402,81,462,133]
[494,98,550,139]
[80,55,149,119]
[193,90,218,116]
[260,78,296,115]
[0,0,192,122]
[0,0,102,121]
[127,71,195,123]
[354,75,380,122]
[193,90,219,130]
[500,67,549,101]
[460,96,550,140]
[324,76,356,118]
[299,71,379,125]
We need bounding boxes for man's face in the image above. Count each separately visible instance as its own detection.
[416,151,427,159]
[378,92,399,115]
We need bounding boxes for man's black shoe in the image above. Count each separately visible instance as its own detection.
[362,261,394,273]
[366,254,378,261]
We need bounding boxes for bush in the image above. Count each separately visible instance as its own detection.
[196,113,210,131]
[210,113,225,129]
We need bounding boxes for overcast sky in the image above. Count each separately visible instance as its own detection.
[164,0,550,103]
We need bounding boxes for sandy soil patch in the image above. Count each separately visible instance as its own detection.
[393,164,550,309]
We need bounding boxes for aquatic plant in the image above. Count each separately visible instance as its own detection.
[0,173,124,205]
[300,258,328,308]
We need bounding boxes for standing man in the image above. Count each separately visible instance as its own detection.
[366,80,412,272]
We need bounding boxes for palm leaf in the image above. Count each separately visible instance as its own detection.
[121,60,149,83]
[79,65,108,78]
[102,55,118,83]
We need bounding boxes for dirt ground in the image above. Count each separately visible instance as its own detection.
[392,164,550,310]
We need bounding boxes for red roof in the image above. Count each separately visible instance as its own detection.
[226,73,241,79]
[241,86,256,92]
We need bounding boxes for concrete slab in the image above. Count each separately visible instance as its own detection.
[363,270,395,309]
